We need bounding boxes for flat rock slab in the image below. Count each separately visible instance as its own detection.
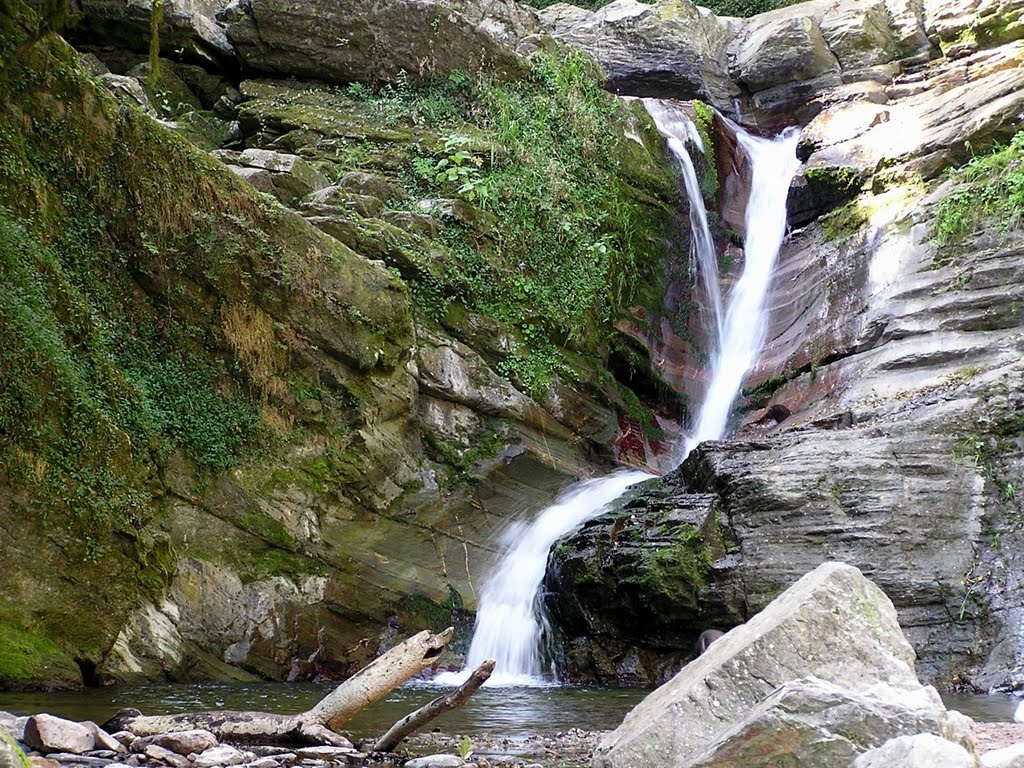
[194,744,247,767]
[595,562,923,768]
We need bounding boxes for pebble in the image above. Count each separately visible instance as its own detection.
[404,755,465,768]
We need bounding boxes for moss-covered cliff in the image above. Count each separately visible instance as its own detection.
[0,0,686,689]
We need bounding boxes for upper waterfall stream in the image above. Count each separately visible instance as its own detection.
[441,103,802,686]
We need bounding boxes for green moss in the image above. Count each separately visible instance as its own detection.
[1,729,32,768]
[932,130,1024,261]
[638,527,713,608]
[821,200,868,242]
[692,100,719,203]
[0,610,80,688]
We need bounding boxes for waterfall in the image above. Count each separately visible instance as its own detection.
[437,470,653,686]
[438,106,801,687]
[683,126,801,454]
[641,99,724,356]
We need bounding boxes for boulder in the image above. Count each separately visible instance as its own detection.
[729,13,840,93]
[0,730,30,768]
[687,678,959,768]
[594,562,932,768]
[71,0,235,64]
[213,149,329,204]
[81,724,124,754]
[538,0,739,104]
[0,714,28,743]
[852,733,977,767]
[23,716,95,756]
[222,0,537,84]
[983,743,1024,768]
[818,0,898,71]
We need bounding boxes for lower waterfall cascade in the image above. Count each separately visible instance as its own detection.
[441,104,803,686]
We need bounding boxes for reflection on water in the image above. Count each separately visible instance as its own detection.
[0,684,1016,742]
[0,682,648,740]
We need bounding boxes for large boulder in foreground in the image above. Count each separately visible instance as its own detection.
[594,562,959,768]
[223,0,539,84]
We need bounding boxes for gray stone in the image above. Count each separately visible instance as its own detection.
[0,715,28,743]
[41,755,111,766]
[139,730,218,757]
[853,733,976,767]
[82,725,123,755]
[538,0,739,104]
[144,745,191,768]
[729,13,840,92]
[983,743,1024,768]
[819,0,898,71]
[292,746,355,760]
[403,756,465,768]
[0,729,29,768]
[23,717,95,757]
[194,744,247,767]
[687,678,954,767]
[223,0,537,84]
[335,172,406,203]
[240,758,282,768]
[594,562,928,768]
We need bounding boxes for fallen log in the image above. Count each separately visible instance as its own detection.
[104,627,455,744]
[308,626,454,731]
[373,659,495,752]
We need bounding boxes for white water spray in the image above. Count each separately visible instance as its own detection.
[437,470,653,687]
[683,127,801,454]
[442,107,800,687]
[642,99,724,354]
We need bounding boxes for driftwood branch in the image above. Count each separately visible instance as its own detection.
[104,627,456,744]
[307,627,454,731]
[373,658,495,752]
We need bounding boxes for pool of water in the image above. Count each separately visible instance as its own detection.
[0,682,649,741]
[1,684,1017,742]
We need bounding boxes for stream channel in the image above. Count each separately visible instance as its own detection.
[2,685,1018,742]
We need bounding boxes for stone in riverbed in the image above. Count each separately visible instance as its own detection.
[132,729,218,756]
[23,716,95,756]
[686,678,957,767]
[81,724,124,754]
[852,733,977,767]
[0,714,28,743]
[404,756,466,768]
[1,729,30,768]
[143,744,191,768]
[594,562,951,768]
[194,744,247,767]
[983,742,1024,768]
[293,745,356,760]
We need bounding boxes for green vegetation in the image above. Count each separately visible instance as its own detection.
[933,130,1024,259]
[692,100,719,202]
[821,200,868,242]
[0,608,80,688]
[638,526,713,608]
[315,51,675,398]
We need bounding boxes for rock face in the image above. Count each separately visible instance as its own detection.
[594,562,968,768]
[0,0,687,689]
[538,0,739,103]
[222,0,538,83]
[544,0,1024,695]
